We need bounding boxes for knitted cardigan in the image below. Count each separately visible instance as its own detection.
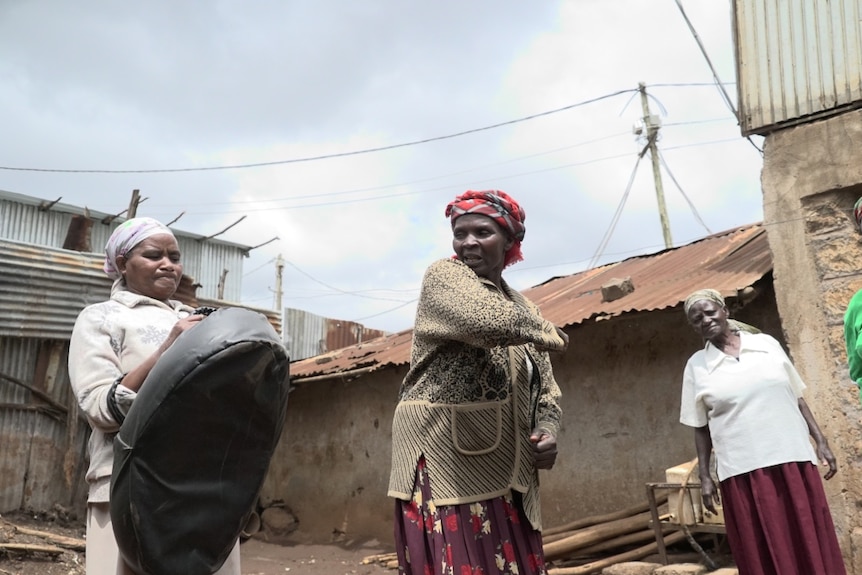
[388,258,566,531]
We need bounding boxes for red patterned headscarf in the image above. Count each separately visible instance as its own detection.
[445,190,526,267]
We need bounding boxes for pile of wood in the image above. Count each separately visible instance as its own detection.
[543,496,685,575]
[361,551,400,570]
[0,518,85,559]
[362,496,686,574]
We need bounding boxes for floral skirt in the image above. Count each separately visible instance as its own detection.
[393,457,547,575]
[720,461,847,575]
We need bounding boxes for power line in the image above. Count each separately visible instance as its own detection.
[671,0,763,156]
[350,299,418,323]
[649,81,737,88]
[283,259,413,303]
[140,133,748,217]
[588,154,644,269]
[157,150,641,215]
[81,118,746,218]
[663,136,744,151]
[672,0,737,118]
[0,89,637,175]
[132,129,639,210]
[113,148,644,218]
[242,256,275,277]
[663,117,734,128]
[657,150,712,234]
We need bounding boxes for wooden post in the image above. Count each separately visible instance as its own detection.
[217,268,228,300]
[127,189,140,219]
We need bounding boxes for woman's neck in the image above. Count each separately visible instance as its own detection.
[710,330,740,354]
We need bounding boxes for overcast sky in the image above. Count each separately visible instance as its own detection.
[0,1,764,333]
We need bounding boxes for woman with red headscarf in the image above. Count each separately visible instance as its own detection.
[388,190,569,575]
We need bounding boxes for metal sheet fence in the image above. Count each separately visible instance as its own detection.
[0,336,88,515]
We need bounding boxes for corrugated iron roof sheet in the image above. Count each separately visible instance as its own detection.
[527,223,770,326]
[1,239,112,339]
[289,224,771,382]
[283,308,387,361]
[292,329,414,382]
[0,189,252,249]
[0,189,254,302]
[0,238,282,338]
[734,0,862,136]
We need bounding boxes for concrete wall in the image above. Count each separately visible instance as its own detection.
[761,108,862,573]
[263,284,783,547]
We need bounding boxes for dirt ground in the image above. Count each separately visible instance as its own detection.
[0,510,394,575]
[0,509,727,575]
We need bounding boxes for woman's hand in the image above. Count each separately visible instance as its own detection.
[554,326,569,352]
[535,326,569,354]
[816,439,838,480]
[160,314,204,351]
[692,425,718,514]
[119,315,204,393]
[798,398,838,480]
[700,475,720,515]
[530,428,558,470]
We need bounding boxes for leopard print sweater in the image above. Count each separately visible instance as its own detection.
[388,258,566,531]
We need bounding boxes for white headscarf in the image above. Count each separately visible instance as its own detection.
[103,217,175,280]
[683,288,761,335]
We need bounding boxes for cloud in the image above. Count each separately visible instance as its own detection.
[0,1,764,332]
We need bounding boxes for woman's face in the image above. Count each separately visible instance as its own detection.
[452,214,514,282]
[116,234,183,301]
[686,299,730,340]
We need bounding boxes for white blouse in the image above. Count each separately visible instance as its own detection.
[680,332,818,481]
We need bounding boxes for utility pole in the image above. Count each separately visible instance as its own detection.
[638,82,673,249]
[274,254,284,312]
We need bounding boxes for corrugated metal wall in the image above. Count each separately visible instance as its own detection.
[0,237,281,338]
[283,308,387,361]
[0,192,282,515]
[0,239,109,339]
[0,237,105,513]
[734,0,862,135]
[0,192,247,302]
[284,309,328,360]
[0,240,283,514]
[0,336,88,514]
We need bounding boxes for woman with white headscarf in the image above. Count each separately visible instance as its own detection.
[680,288,845,575]
[69,217,240,575]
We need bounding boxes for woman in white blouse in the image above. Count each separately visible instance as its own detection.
[680,289,845,575]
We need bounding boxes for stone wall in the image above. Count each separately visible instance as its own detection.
[761,108,862,573]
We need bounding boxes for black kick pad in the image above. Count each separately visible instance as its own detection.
[111,307,290,575]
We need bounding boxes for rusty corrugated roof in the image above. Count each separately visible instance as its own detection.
[290,328,415,382]
[527,223,770,326]
[290,224,771,382]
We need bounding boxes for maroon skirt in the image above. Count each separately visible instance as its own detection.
[719,461,846,575]
[393,458,547,575]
